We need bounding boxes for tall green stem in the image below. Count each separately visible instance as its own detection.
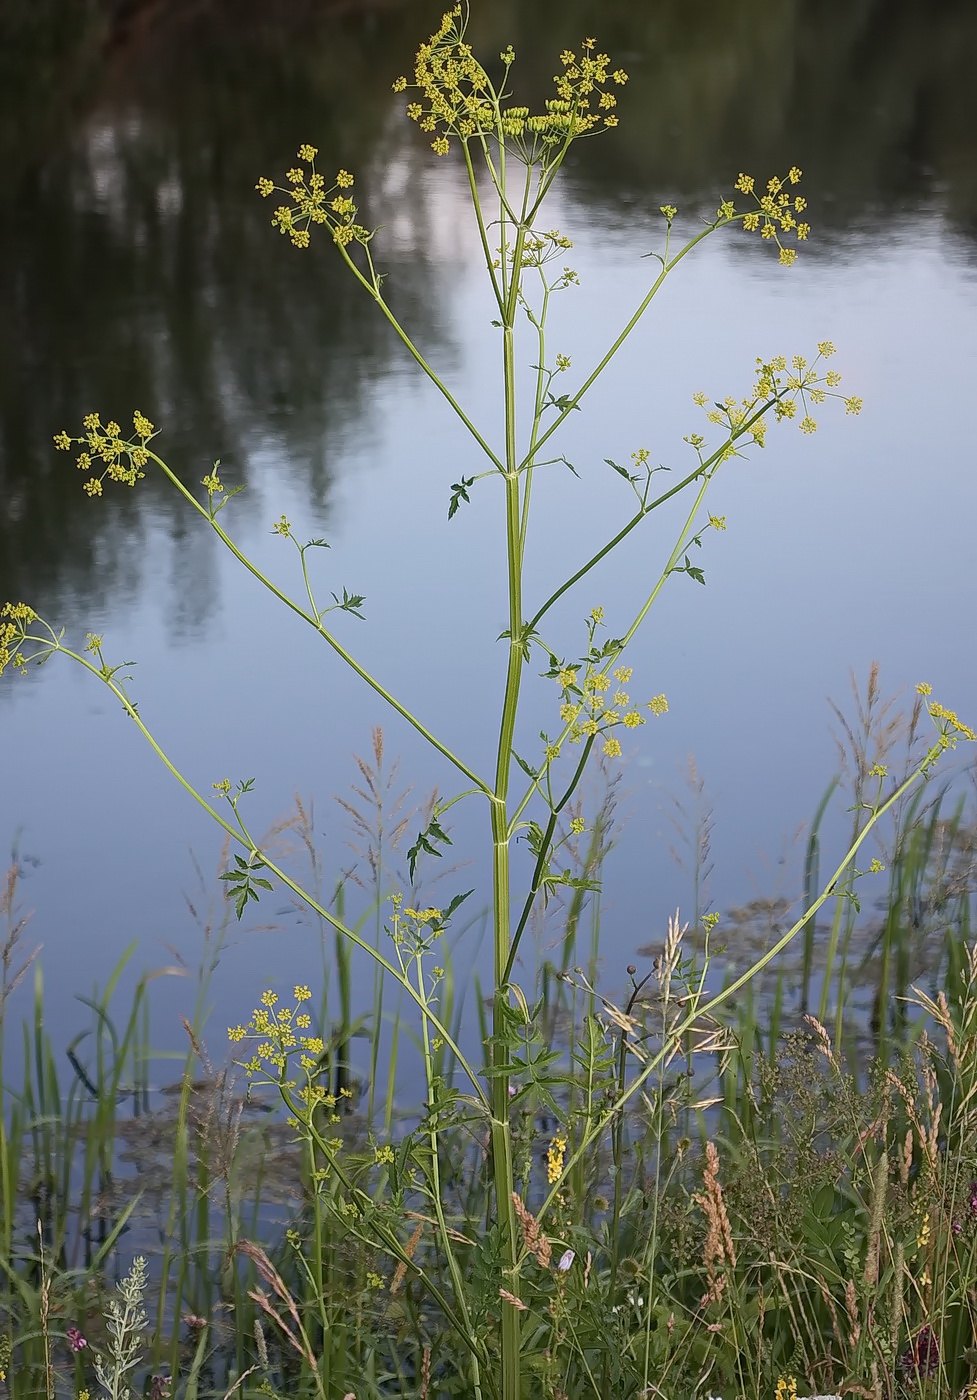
[490,213,530,1400]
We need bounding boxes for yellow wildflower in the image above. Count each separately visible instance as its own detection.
[547,1134,567,1183]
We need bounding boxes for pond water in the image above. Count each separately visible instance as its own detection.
[1,0,976,1073]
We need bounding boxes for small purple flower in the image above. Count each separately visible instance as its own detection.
[968,1180,977,1217]
[899,1325,939,1379]
[66,1327,87,1353]
[149,1375,171,1400]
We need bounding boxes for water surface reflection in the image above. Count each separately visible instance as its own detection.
[1,0,975,1057]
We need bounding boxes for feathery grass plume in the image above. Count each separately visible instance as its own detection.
[38,1223,53,1400]
[938,988,960,1066]
[512,1192,552,1268]
[901,1127,914,1184]
[804,1014,841,1075]
[666,755,715,925]
[333,728,416,892]
[890,1238,906,1375]
[817,1278,844,1351]
[234,1240,318,1371]
[830,663,915,796]
[659,909,687,996]
[695,1141,736,1306]
[391,1221,424,1294]
[844,1278,861,1348]
[862,1151,888,1288]
[178,1015,247,1196]
[0,860,40,1025]
[498,1289,528,1311]
[252,1319,268,1369]
[886,1052,941,1176]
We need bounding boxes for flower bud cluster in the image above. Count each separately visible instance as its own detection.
[391,8,627,160]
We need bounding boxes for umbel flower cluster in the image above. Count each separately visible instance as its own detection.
[228,986,350,1129]
[0,602,35,677]
[255,149,367,250]
[546,607,667,763]
[52,411,156,497]
[689,343,862,451]
[915,683,977,747]
[726,168,809,267]
[392,6,628,158]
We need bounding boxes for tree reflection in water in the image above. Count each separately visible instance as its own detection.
[1,0,975,621]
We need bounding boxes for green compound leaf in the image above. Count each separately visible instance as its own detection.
[330,587,367,619]
[448,475,476,519]
[219,854,274,920]
[682,553,706,585]
[544,391,580,414]
[407,814,453,882]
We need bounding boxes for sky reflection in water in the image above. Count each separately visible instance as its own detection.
[1,0,975,1066]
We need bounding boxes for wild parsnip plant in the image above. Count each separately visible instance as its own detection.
[2,6,975,1399]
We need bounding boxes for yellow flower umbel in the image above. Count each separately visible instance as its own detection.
[726,168,809,266]
[691,341,861,450]
[53,411,156,498]
[547,613,666,765]
[391,8,627,166]
[256,149,368,250]
[229,985,350,1133]
[916,684,977,751]
[0,602,36,678]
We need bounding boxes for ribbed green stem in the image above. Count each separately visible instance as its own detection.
[491,214,530,1400]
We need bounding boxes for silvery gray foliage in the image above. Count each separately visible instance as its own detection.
[93,1256,148,1400]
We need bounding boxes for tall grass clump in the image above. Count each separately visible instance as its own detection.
[1,5,974,1398]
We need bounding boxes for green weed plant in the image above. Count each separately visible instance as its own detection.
[2,6,976,1400]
